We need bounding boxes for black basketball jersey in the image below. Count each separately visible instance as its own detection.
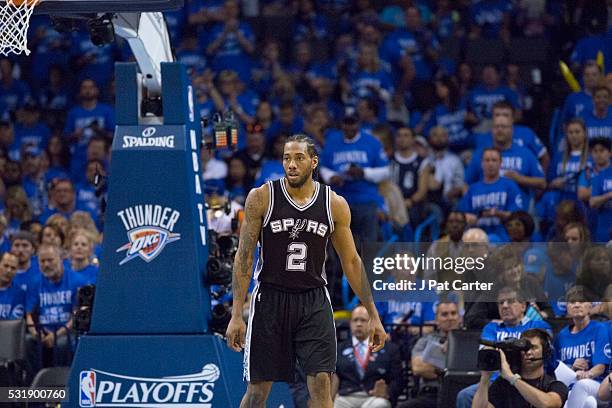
[391,152,426,198]
[255,178,334,290]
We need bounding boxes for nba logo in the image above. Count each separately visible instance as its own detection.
[80,371,96,407]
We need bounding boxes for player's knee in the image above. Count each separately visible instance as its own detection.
[308,372,331,400]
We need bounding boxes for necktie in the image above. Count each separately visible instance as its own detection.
[356,342,367,378]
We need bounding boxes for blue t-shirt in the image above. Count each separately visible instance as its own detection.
[562,91,593,123]
[26,268,86,329]
[544,262,577,317]
[14,122,51,152]
[481,318,552,342]
[13,259,40,294]
[466,144,544,205]
[350,69,394,102]
[254,160,284,187]
[475,125,547,159]
[591,166,612,242]
[0,79,31,113]
[583,108,612,140]
[550,151,587,201]
[70,30,116,88]
[201,22,255,82]
[320,130,389,205]
[468,84,520,121]
[381,28,440,80]
[555,320,611,380]
[377,300,436,325]
[458,177,523,240]
[469,0,512,37]
[69,263,98,286]
[570,34,609,68]
[0,283,26,320]
[424,101,471,151]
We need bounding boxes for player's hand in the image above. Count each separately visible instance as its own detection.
[369,317,386,353]
[225,316,246,352]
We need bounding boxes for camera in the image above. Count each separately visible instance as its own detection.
[477,338,532,373]
[206,231,238,286]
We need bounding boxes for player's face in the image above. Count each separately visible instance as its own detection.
[0,253,18,285]
[283,142,316,188]
[38,247,62,280]
[591,144,610,167]
[481,150,501,178]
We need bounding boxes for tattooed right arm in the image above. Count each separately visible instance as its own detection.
[230,185,267,318]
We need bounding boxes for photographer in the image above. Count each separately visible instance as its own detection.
[473,329,568,408]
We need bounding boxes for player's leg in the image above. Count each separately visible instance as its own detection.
[306,372,333,408]
[240,381,273,408]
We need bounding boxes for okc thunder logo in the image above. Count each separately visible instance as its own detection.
[80,371,96,407]
[116,227,181,265]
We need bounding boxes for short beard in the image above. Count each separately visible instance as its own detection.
[286,171,312,188]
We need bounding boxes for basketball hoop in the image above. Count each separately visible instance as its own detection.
[0,0,39,56]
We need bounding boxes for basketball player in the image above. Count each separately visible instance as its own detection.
[226,134,387,408]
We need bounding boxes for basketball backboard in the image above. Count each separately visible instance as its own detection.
[35,0,183,14]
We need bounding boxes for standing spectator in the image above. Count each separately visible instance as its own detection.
[582,86,611,140]
[0,214,10,253]
[561,61,602,123]
[424,211,466,282]
[576,245,612,300]
[36,65,71,120]
[427,126,466,211]
[459,148,524,241]
[548,119,590,201]
[399,300,462,408]
[423,76,473,153]
[589,163,612,242]
[331,305,402,408]
[225,156,250,206]
[204,0,255,83]
[14,101,51,155]
[63,79,115,181]
[456,286,552,408]
[21,146,48,218]
[70,28,117,90]
[390,127,430,227]
[10,231,39,294]
[320,109,390,245]
[39,224,65,250]
[200,146,227,194]
[255,133,287,187]
[348,43,394,106]
[233,122,267,183]
[0,252,24,320]
[457,62,475,99]
[75,159,104,224]
[468,0,512,42]
[578,137,610,202]
[40,179,96,226]
[45,135,70,180]
[381,6,440,86]
[467,65,520,127]
[250,40,285,98]
[466,114,545,206]
[293,0,329,43]
[0,58,31,114]
[266,101,304,141]
[555,287,611,408]
[303,104,331,149]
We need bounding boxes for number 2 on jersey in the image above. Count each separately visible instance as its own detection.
[286,242,308,271]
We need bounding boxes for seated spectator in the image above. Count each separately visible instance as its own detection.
[0,213,11,253]
[250,40,284,98]
[39,178,97,226]
[234,122,267,182]
[422,76,474,153]
[468,0,512,42]
[14,101,51,156]
[44,135,70,181]
[459,148,524,242]
[266,101,304,141]
[356,98,379,134]
[203,0,255,83]
[427,126,466,212]
[0,252,24,320]
[398,299,462,408]
[555,286,611,408]
[225,156,251,206]
[303,104,331,149]
[254,133,286,187]
[390,127,431,228]
[539,199,584,242]
[26,244,85,373]
[582,85,611,140]
[504,210,539,246]
[589,158,612,242]
[473,329,567,408]
[424,211,466,282]
[348,43,394,107]
[39,224,65,253]
[467,65,520,129]
[45,214,70,248]
[10,231,38,293]
[4,185,33,236]
[68,229,98,285]
[548,119,589,202]
[456,286,552,408]
[21,145,48,217]
[576,245,612,300]
[332,305,402,408]
[0,58,31,114]
[466,114,545,208]
[293,0,330,43]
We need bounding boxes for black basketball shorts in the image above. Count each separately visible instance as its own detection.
[243,282,337,382]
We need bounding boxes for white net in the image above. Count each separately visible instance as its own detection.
[0,0,38,56]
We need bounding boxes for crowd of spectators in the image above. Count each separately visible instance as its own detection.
[0,0,611,406]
